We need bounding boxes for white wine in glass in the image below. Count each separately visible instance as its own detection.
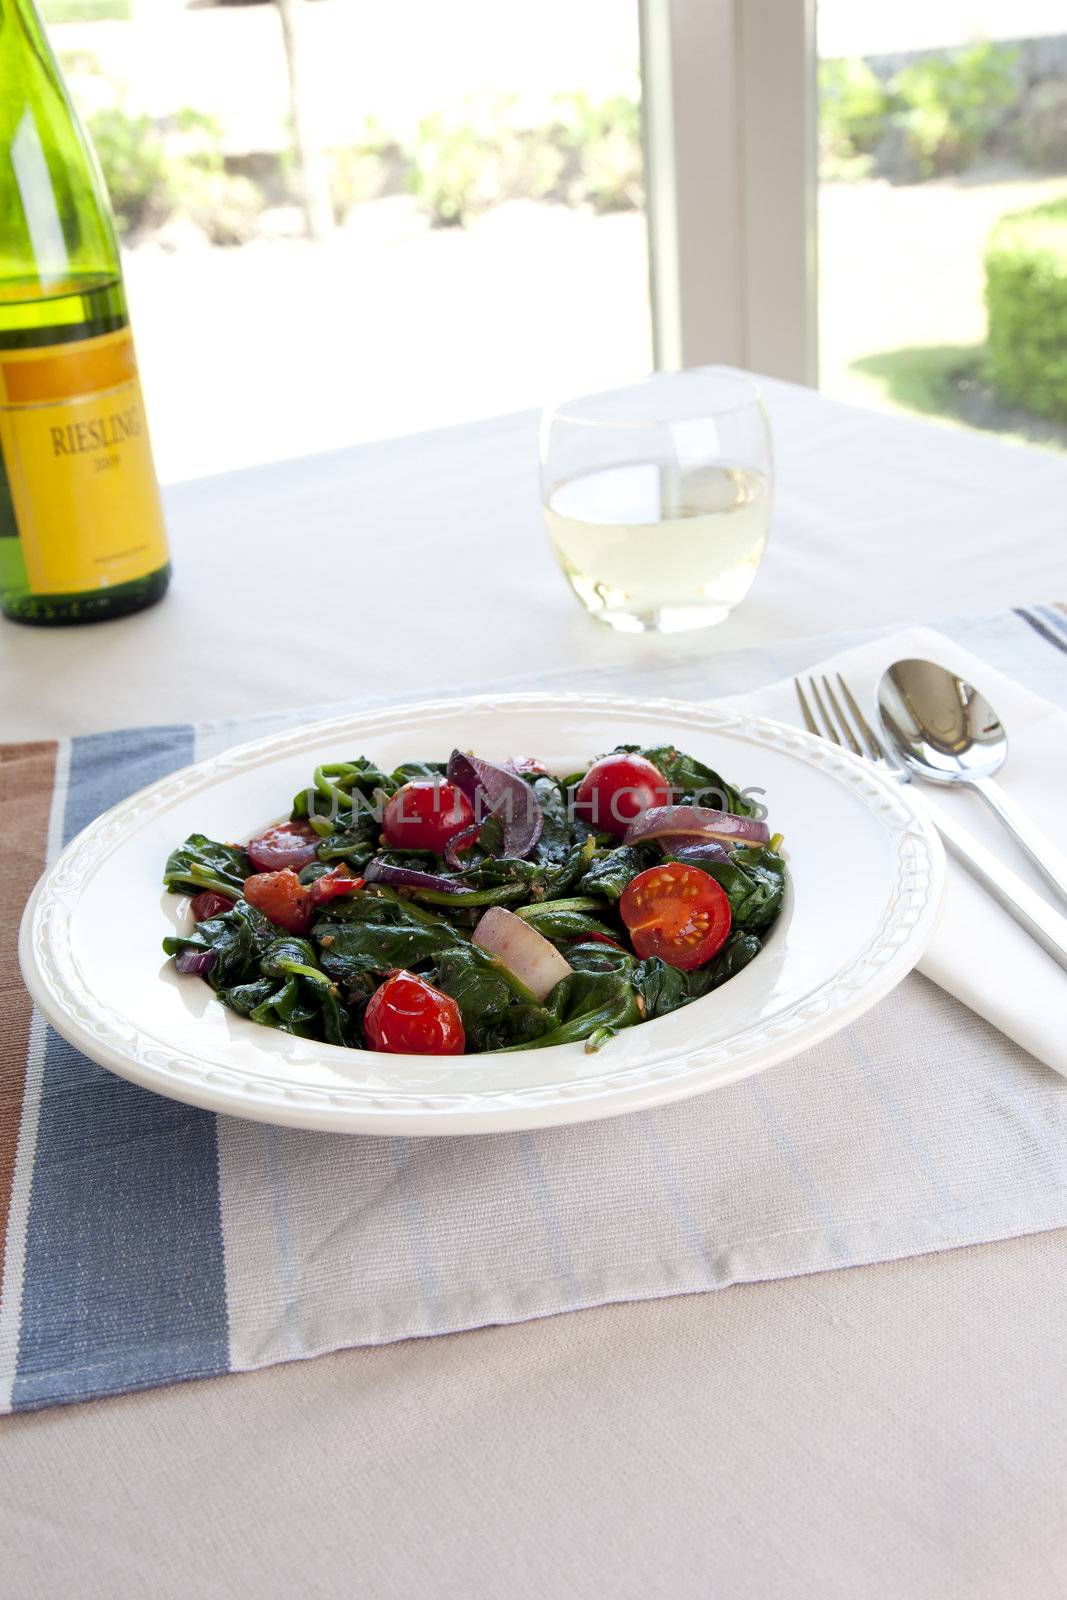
[540,372,773,634]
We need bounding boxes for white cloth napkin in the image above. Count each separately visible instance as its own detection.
[724,626,1067,1075]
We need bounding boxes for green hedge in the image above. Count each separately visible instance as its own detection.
[43,0,131,21]
[985,199,1067,422]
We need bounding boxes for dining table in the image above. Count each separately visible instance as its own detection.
[3,374,1067,1600]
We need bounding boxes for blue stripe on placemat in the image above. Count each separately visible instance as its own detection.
[1036,604,1067,639]
[12,726,231,1410]
[1014,607,1067,656]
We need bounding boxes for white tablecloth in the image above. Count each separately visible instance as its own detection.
[2,378,1065,742]
[3,377,1067,1598]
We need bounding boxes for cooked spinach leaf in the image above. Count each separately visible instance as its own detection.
[432,944,551,1052]
[292,757,395,826]
[249,976,319,1037]
[578,843,657,902]
[638,745,757,818]
[164,740,785,1057]
[688,931,763,997]
[391,760,447,785]
[218,976,278,1017]
[566,940,636,978]
[312,810,382,866]
[515,898,620,944]
[163,899,280,989]
[540,836,597,899]
[692,846,785,932]
[314,905,462,980]
[532,774,596,864]
[495,971,640,1052]
[631,957,690,1019]
[405,854,546,909]
[163,832,251,894]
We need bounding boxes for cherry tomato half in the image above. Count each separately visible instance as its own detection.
[308,867,365,906]
[190,889,234,922]
[363,970,466,1056]
[619,863,732,971]
[244,868,313,935]
[246,819,320,873]
[381,780,475,854]
[575,753,672,840]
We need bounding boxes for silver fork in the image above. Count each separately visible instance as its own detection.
[795,672,1067,975]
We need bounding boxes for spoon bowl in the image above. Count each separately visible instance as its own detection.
[877,658,1007,785]
[877,657,1067,909]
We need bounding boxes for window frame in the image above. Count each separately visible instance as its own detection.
[640,0,818,385]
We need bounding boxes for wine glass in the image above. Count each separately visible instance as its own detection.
[539,370,773,634]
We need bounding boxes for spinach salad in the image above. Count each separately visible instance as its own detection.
[163,745,786,1057]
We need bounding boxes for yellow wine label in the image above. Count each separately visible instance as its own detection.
[0,327,169,595]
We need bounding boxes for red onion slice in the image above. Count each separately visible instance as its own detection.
[442,820,481,871]
[473,906,572,1001]
[661,836,732,868]
[447,751,543,859]
[362,858,475,895]
[246,820,319,872]
[624,804,769,848]
[175,947,217,977]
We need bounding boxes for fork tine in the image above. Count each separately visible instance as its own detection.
[835,674,887,762]
[793,677,819,736]
[820,676,863,756]
[807,678,840,744]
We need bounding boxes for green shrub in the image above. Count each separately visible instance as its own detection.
[1018,81,1067,171]
[405,95,564,227]
[406,103,501,226]
[43,0,130,21]
[329,120,401,220]
[331,90,644,228]
[818,58,889,179]
[57,46,101,75]
[892,42,1019,176]
[178,169,263,246]
[85,95,262,244]
[85,102,171,233]
[985,199,1067,421]
[330,145,389,219]
[554,89,643,211]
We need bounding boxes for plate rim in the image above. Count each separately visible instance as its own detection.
[18,691,946,1135]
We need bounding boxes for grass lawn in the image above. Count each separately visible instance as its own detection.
[850,345,1067,451]
[819,164,1067,451]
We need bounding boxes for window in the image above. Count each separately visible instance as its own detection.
[49,0,652,481]
[818,0,1067,450]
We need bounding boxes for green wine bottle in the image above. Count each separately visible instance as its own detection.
[0,0,170,626]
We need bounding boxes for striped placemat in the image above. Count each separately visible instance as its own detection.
[2,602,1066,1412]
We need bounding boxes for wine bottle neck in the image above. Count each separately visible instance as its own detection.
[0,0,51,66]
[0,0,122,311]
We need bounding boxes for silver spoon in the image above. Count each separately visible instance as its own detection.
[878,658,1067,910]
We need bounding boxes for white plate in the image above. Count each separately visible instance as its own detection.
[19,694,945,1135]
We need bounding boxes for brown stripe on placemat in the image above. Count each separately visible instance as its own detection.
[0,742,57,1258]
